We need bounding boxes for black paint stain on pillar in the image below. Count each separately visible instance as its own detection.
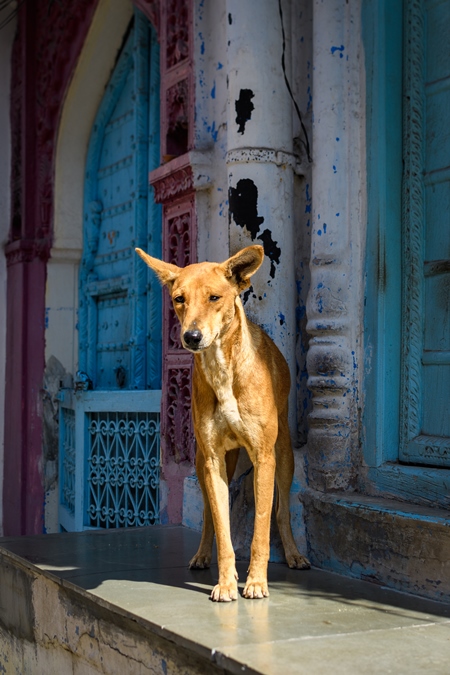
[235,89,255,134]
[228,178,264,238]
[258,229,281,279]
[229,178,281,279]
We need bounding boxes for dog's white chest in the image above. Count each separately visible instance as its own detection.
[201,346,243,431]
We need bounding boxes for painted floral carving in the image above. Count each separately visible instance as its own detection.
[166,0,189,68]
[165,365,194,464]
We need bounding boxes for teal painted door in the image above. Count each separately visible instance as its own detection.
[79,11,161,389]
[400,0,450,466]
[59,10,162,531]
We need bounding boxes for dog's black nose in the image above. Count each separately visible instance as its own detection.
[183,330,203,349]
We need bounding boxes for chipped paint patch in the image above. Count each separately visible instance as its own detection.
[330,45,345,57]
[228,178,282,279]
[235,89,255,134]
[228,178,264,237]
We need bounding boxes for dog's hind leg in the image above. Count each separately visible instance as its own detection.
[275,410,310,570]
[189,450,215,569]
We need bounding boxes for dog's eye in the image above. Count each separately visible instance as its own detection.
[209,295,221,302]
[174,296,185,304]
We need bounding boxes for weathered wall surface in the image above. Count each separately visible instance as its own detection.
[0,551,227,675]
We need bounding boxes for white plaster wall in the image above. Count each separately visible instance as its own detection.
[0,9,16,537]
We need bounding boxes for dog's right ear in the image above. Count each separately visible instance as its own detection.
[135,248,181,287]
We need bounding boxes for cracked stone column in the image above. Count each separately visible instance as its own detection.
[226,0,298,430]
[306,0,365,490]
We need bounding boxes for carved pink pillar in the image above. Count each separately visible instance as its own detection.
[148,0,197,524]
[151,163,197,525]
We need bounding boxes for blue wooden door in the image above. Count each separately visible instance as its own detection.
[59,10,162,531]
[79,11,161,390]
[401,0,450,466]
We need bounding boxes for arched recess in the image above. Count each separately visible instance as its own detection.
[46,0,165,533]
[47,0,134,376]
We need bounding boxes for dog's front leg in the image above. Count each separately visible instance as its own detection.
[243,452,276,599]
[203,453,238,602]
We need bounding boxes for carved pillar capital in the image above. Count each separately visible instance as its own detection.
[5,238,51,267]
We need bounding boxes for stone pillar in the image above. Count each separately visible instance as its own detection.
[226,0,299,429]
[306,0,364,491]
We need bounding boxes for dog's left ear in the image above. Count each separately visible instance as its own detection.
[222,245,264,291]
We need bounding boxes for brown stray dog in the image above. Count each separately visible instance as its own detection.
[136,244,310,601]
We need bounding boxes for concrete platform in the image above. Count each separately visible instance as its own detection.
[1,525,450,674]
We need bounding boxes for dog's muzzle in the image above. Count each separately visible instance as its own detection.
[183,329,203,351]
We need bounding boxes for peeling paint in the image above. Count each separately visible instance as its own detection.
[242,285,253,305]
[228,178,264,237]
[258,229,281,279]
[235,89,255,134]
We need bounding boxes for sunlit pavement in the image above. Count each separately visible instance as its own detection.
[1,525,450,674]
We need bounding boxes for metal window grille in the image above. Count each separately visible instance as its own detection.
[60,407,76,515]
[58,390,161,532]
[86,411,160,528]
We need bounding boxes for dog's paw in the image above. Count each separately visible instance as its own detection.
[286,553,311,570]
[210,581,238,602]
[189,553,211,569]
[242,579,269,599]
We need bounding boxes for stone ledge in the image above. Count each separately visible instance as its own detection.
[0,540,234,675]
[1,525,450,674]
[302,488,450,602]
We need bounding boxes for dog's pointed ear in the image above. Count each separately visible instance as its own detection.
[135,248,181,287]
[221,245,264,291]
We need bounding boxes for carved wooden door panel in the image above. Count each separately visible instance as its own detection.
[400,0,450,466]
[59,10,163,531]
[79,14,161,391]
